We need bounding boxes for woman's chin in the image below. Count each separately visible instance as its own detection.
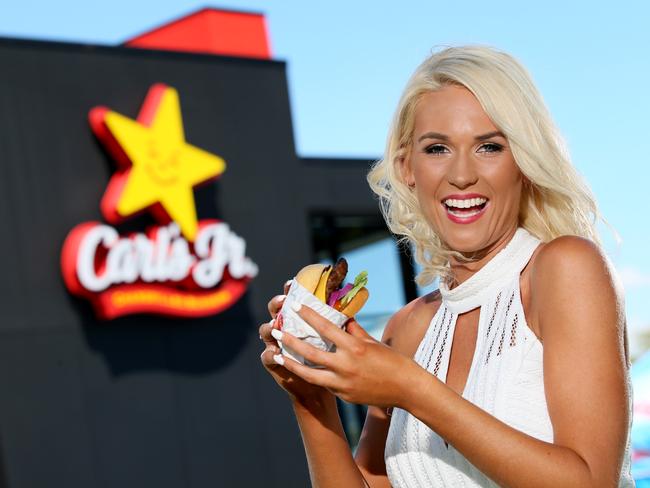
[438,225,488,253]
[449,243,484,255]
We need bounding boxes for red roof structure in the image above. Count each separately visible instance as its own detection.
[124,7,272,59]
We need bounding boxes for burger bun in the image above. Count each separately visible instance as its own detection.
[295,264,330,294]
[339,288,369,318]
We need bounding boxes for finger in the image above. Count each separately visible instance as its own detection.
[275,313,284,330]
[272,351,336,387]
[267,294,287,319]
[283,279,293,295]
[346,319,371,339]
[259,320,276,343]
[291,303,353,348]
[260,344,281,367]
[272,329,335,369]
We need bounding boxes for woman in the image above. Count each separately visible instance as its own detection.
[259,45,634,487]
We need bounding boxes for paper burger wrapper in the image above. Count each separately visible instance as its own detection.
[278,278,349,367]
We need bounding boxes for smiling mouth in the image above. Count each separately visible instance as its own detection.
[442,198,489,223]
[145,163,179,186]
[445,202,487,217]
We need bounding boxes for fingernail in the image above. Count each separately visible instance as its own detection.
[278,294,287,302]
[271,329,283,341]
[273,354,285,366]
[290,302,301,313]
[284,279,293,287]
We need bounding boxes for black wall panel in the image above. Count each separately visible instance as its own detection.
[0,38,380,488]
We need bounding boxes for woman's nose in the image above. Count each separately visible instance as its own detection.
[446,153,478,189]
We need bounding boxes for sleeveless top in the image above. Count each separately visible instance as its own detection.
[384,227,634,487]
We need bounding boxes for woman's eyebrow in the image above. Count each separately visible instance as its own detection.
[417,130,506,143]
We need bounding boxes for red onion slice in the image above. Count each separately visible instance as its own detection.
[328,283,353,306]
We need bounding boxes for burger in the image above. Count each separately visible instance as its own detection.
[294,258,368,318]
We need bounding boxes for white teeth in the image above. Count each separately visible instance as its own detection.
[447,208,483,218]
[443,197,487,209]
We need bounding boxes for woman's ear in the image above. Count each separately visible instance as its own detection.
[522,176,533,190]
[398,153,415,188]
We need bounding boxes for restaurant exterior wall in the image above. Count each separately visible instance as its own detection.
[0,37,381,488]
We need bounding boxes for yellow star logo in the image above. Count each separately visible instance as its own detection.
[90,84,226,241]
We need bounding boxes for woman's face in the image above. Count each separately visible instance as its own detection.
[401,84,524,254]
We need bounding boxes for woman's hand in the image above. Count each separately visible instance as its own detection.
[259,280,334,406]
[271,303,417,408]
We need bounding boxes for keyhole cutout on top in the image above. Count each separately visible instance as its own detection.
[442,306,481,449]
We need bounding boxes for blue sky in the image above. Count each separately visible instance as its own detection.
[2,0,649,355]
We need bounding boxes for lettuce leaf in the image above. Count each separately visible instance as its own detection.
[341,271,368,306]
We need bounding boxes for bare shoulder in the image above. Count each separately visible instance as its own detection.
[533,234,608,274]
[381,290,442,358]
[529,235,625,340]
[531,235,620,293]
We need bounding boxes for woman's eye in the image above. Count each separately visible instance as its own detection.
[424,143,503,155]
[478,143,503,153]
[424,144,448,155]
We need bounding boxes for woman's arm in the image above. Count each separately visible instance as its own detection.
[260,288,368,488]
[354,406,392,487]
[290,392,369,488]
[277,236,630,488]
[279,296,432,488]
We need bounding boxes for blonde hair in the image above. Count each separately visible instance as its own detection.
[367,44,613,287]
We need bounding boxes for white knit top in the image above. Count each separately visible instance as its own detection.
[384,227,634,487]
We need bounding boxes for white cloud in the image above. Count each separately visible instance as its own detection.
[618,267,650,289]
[629,315,650,333]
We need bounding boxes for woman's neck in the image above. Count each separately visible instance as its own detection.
[446,224,519,290]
